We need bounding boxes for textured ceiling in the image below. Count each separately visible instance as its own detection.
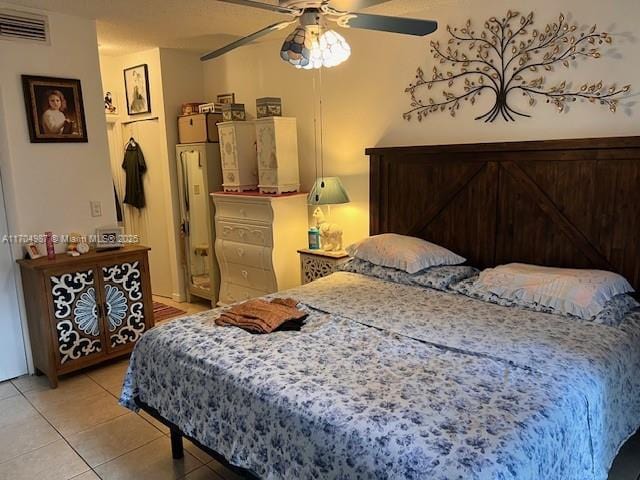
[3,0,444,55]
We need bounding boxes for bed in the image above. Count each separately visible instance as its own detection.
[121,136,640,479]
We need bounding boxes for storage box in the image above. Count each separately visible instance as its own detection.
[178,113,223,143]
[181,102,205,115]
[221,103,246,122]
[198,102,223,114]
[256,97,282,118]
[256,117,300,194]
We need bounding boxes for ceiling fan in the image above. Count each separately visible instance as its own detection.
[201,0,438,68]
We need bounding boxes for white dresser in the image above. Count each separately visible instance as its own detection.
[217,121,258,192]
[211,192,308,305]
[255,117,300,194]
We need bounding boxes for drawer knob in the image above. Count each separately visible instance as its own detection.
[241,270,248,279]
[237,248,245,257]
[223,226,232,236]
[238,229,246,239]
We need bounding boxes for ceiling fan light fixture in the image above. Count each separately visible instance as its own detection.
[280,24,318,68]
[280,22,350,70]
[317,29,351,68]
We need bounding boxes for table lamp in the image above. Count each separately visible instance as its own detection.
[307,177,350,251]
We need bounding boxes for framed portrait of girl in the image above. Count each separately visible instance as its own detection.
[21,75,88,143]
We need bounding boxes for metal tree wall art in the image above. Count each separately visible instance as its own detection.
[404,11,631,123]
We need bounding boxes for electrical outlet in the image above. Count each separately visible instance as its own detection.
[90,201,102,217]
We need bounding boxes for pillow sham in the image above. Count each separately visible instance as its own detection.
[345,233,465,274]
[339,257,478,292]
[450,275,639,327]
[475,263,635,320]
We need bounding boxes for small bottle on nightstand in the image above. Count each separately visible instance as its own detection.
[308,227,320,250]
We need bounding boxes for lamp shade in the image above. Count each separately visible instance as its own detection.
[280,25,351,70]
[308,177,350,205]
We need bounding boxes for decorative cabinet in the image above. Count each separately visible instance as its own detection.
[255,117,300,194]
[177,143,223,306]
[298,249,349,284]
[211,192,307,305]
[18,246,154,388]
[217,121,258,192]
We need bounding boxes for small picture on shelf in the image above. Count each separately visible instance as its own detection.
[104,91,117,114]
[24,242,43,259]
[216,93,235,105]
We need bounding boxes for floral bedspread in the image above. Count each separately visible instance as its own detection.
[121,272,640,480]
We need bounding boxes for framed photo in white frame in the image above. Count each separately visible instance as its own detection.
[24,242,43,259]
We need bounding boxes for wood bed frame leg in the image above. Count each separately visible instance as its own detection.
[170,428,184,459]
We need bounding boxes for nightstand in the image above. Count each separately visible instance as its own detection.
[298,249,350,284]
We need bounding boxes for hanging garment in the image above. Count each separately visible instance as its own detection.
[122,143,147,209]
[113,183,123,222]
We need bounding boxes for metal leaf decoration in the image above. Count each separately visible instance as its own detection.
[404,11,632,123]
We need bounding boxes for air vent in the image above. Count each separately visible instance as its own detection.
[0,9,49,44]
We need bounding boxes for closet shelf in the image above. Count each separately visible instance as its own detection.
[121,116,159,125]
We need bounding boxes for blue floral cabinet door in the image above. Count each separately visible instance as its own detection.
[100,260,149,352]
[49,268,106,368]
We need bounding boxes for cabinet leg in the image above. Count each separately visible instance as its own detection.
[47,373,58,389]
[170,428,184,459]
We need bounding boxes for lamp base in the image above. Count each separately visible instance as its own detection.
[318,222,343,252]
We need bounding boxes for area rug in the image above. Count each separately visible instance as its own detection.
[153,301,187,323]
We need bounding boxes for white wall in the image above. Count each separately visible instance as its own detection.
[0,5,117,251]
[0,90,28,381]
[203,0,640,246]
[0,5,117,374]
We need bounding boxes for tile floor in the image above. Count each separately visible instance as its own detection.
[0,357,249,480]
[1,296,638,480]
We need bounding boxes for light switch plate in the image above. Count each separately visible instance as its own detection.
[90,201,102,217]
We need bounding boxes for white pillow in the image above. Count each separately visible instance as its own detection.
[477,263,634,319]
[345,234,465,274]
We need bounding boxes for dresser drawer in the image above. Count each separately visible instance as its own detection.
[218,240,270,268]
[220,283,270,305]
[216,221,272,247]
[215,199,272,223]
[226,264,275,291]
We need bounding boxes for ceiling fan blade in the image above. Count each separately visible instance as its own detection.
[342,13,437,36]
[217,0,300,15]
[328,0,390,11]
[200,21,294,61]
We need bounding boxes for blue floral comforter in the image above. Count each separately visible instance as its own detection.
[121,272,640,480]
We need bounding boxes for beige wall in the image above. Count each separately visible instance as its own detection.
[0,5,117,373]
[203,0,640,246]
[100,49,175,298]
[99,48,204,300]
[159,49,206,298]
[0,5,117,250]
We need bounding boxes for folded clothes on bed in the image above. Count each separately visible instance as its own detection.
[215,297,307,333]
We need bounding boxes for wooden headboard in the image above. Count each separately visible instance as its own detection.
[366,136,640,290]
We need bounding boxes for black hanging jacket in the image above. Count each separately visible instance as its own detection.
[122,143,147,209]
